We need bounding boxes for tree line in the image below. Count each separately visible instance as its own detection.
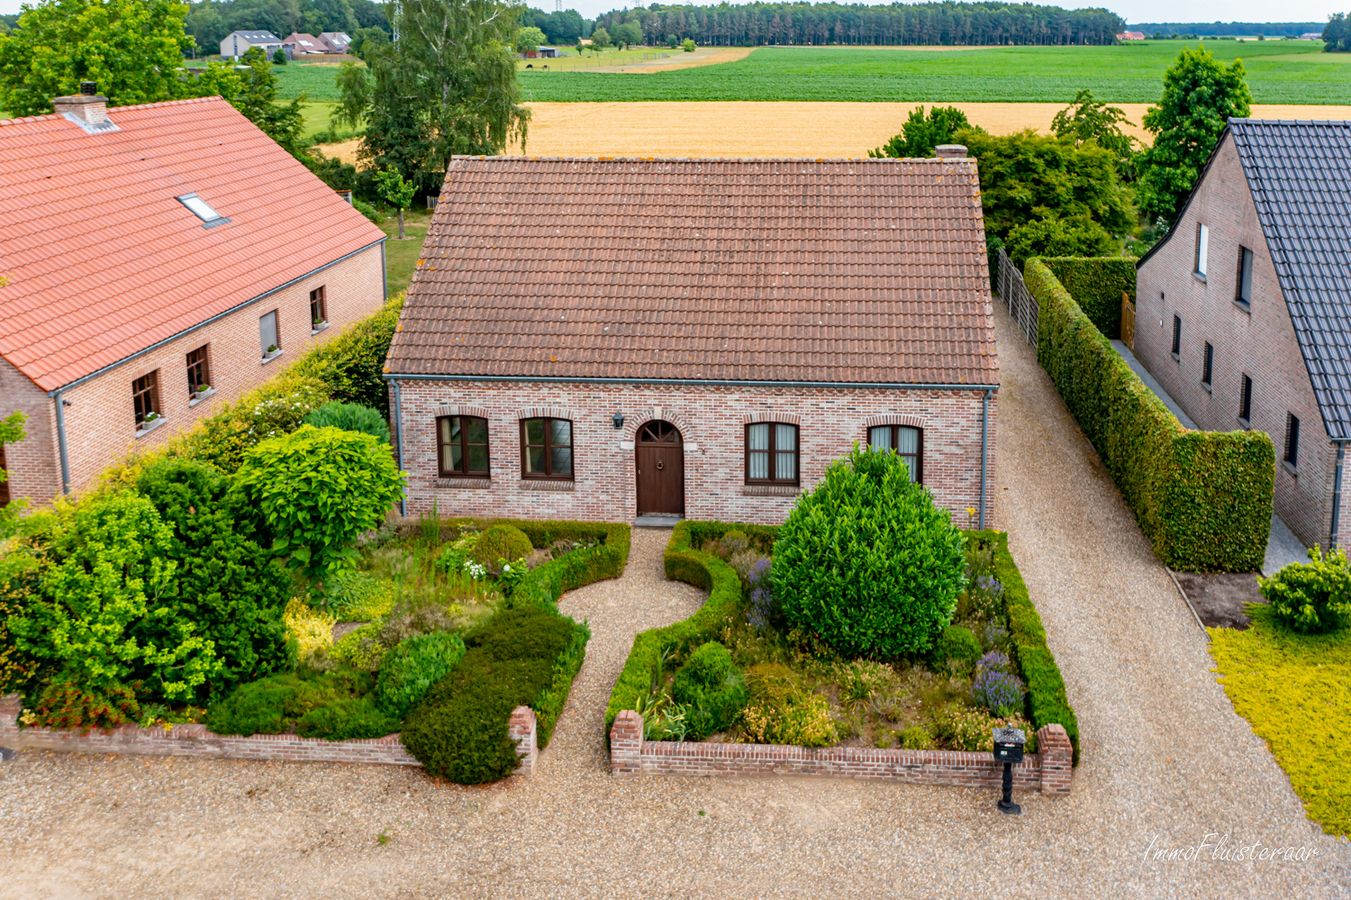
[591,2,1125,48]
[1325,13,1351,51]
[1128,21,1323,37]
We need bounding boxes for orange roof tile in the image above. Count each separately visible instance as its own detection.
[0,96,386,391]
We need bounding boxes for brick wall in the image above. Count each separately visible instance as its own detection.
[0,356,61,505]
[393,380,997,527]
[609,710,1073,794]
[1135,134,1332,550]
[0,693,539,774]
[2,243,384,507]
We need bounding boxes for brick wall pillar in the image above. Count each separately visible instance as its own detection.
[1037,724,1073,795]
[610,710,643,776]
[508,706,537,776]
[0,693,21,747]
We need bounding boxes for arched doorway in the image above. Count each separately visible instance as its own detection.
[636,420,684,516]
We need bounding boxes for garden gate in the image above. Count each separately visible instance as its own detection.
[994,248,1037,347]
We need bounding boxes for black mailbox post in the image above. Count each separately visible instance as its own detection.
[992,726,1026,815]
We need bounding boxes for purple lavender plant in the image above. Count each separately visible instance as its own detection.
[976,650,1013,675]
[745,557,775,630]
[973,668,1026,715]
[981,621,1009,651]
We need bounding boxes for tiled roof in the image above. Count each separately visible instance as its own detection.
[387,157,997,386]
[0,97,386,392]
[1229,119,1351,439]
[232,31,280,42]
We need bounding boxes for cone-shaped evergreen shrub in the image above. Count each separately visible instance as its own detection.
[772,445,966,658]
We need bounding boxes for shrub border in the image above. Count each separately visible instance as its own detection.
[606,522,1079,765]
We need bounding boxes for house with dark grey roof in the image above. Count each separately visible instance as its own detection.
[1134,119,1351,552]
[220,30,283,59]
[384,156,999,526]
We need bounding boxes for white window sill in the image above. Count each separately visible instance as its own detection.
[311,322,329,336]
[188,388,217,408]
[1192,271,1207,284]
[1237,417,1251,430]
[1233,300,1251,315]
[1282,460,1298,477]
[135,418,168,439]
[261,349,284,364]
[1200,381,1212,394]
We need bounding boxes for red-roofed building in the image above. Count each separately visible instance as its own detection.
[0,90,387,507]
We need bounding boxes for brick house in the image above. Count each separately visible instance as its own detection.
[0,91,387,508]
[384,156,998,526]
[1134,119,1351,551]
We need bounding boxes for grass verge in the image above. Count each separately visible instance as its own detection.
[1210,605,1351,837]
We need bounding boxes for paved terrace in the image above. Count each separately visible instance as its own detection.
[0,310,1347,899]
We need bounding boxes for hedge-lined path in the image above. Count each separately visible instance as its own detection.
[2,315,1349,899]
[545,526,706,775]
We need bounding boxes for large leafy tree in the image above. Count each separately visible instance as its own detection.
[345,0,529,194]
[0,0,196,116]
[868,105,981,160]
[962,127,1134,265]
[1137,45,1252,226]
[1051,89,1137,179]
[1324,13,1350,52]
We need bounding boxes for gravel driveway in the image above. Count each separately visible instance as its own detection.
[2,311,1349,899]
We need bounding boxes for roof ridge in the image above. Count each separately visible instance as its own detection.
[450,155,971,164]
[0,95,225,129]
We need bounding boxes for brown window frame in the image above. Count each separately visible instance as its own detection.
[867,424,924,484]
[519,417,574,480]
[185,344,210,396]
[437,415,490,478]
[744,422,800,487]
[309,286,327,326]
[132,370,160,427]
[0,442,9,507]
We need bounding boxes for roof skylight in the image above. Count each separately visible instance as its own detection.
[177,193,228,228]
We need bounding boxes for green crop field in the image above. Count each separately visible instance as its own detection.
[515,41,1350,104]
[276,41,1350,106]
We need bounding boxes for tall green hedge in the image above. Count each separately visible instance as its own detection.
[970,530,1079,764]
[1026,259,1273,572]
[1039,257,1137,340]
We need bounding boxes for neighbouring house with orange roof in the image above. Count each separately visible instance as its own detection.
[281,33,328,56]
[0,86,388,508]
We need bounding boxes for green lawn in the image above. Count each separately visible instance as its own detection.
[379,207,432,297]
[275,61,356,102]
[517,41,1349,104]
[1210,606,1351,837]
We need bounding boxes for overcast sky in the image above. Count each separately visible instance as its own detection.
[0,0,1339,29]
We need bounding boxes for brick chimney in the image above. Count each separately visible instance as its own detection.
[53,82,109,126]
[935,144,968,160]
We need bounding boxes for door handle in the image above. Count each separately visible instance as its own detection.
[656,460,664,470]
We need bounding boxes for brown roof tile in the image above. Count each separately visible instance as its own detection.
[0,97,386,392]
[388,157,997,386]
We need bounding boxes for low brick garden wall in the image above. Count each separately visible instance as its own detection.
[610,710,1073,795]
[0,694,538,775]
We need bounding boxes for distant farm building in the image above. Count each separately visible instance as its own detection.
[220,30,283,59]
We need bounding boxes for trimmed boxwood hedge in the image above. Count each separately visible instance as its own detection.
[607,522,1079,764]
[1026,259,1274,573]
[398,520,626,780]
[1039,256,1137,340]
[969,529,1079,764]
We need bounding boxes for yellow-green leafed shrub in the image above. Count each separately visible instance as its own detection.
[326,569,396,622]
[1026,258,1273,572]
[330,621,385,670]
[1211,604,1351,836]
[284,598,335,660]
[932,703,1037,753]
[739,662,836,747]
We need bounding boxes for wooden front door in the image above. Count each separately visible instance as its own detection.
[636,420,684,516]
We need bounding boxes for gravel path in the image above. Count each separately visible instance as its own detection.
[2,312,1349,899]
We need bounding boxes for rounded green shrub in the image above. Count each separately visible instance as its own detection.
[302,401,391,444]
[772,445,967,658]
[400,606,574,783]
[295,697,399,740]
[899,724,934,750]
[1261,547,1351,634]
[671,642,749,740]
[930,625,982,672]
[470,524,533,574]
[376,631,467,719]
[204,668,373,736]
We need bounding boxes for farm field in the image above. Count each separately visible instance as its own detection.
[314,100,1351,164]
[516,41,1350,105]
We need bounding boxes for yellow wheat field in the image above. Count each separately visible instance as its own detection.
[318,102,1351,164]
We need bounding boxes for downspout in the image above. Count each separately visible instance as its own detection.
[54,389,71,494]
[1331,442,1346,551]
[381,241,388,304]
[392,377,406,516]
[979,388,991,531]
